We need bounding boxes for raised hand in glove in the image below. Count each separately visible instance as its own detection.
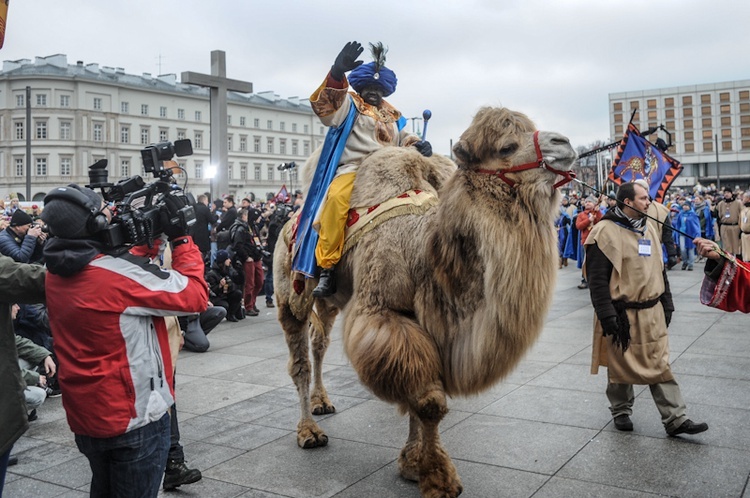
[601,316,619,337]
[331,41,364,81]
[414,140,433,157]
[159,194,190,240]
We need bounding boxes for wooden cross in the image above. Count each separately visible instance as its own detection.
[182,50,253,199]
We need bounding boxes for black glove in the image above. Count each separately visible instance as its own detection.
[414,140,433,157]
[601,316,619,337]
[331,41,364,81]
[160,194,190,240]
[664,310,673,328]
[666,255,678,270]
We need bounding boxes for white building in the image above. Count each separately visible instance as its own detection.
[609,80,750,189]
[0,54,325,202]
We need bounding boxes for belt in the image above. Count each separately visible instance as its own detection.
[721,223,738,226]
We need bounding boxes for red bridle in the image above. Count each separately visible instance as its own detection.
[476,131,576,190]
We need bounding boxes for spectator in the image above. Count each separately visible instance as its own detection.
[0,209,46,263]
[0,255,46,495]
[575,196,602,289]
[190,194,217,264]
[4,198,19,217]
[714,187,743,256]
[14,327,56,421]
[673,200,701,271]
[41,184,207,497]
[206,249,244,322]
[215,195,237,233]
[231,208,264,316]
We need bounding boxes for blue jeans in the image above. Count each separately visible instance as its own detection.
[75,413,170,498]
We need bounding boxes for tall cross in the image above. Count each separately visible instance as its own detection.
[182,50,253,199]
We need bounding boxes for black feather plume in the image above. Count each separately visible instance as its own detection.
[369,42,388,73]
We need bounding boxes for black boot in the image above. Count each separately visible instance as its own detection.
[312,266,336,298]
[163,458,202,490]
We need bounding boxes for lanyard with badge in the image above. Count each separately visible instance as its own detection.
[638,238,651,257]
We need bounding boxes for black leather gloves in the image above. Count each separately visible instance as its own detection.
[160,194,190,240]
[414,140,433,157]
[601,316,619,337]
[331,41,364,81]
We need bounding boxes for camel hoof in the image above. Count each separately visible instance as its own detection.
[398,444,421,482]
[419,478,463,498]
[311,401,336,415]
[297,420,329,449]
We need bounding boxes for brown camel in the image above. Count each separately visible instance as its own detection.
[273,106,577,498]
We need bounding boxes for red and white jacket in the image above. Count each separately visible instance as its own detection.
[45,237,207,438]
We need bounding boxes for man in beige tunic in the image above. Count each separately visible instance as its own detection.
[714,187,743,256]
[584,182,708,436]
[740,191,750,260]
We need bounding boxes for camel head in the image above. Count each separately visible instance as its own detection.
[452,106,577,190]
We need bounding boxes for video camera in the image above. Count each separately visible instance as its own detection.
[86,139,196,249]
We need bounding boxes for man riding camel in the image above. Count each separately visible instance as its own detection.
[292,41,432,297]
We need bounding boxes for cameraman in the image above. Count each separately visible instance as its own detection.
[230,208,264,317]
[41,184,208,497]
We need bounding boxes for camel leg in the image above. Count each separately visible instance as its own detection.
[309,299,338,415]
[279,303,328,449]
[345,309,462,497]
[398,413,422,482]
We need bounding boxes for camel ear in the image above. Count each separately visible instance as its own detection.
[453,140,477,168]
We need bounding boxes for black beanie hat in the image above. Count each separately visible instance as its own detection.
[10,209,33,227]
[41,185,103,239]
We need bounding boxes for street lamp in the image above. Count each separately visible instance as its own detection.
[206,164,217,202]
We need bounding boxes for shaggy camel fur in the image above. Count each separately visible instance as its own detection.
[274,106,577,497]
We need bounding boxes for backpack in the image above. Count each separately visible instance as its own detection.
[216,229,232,250]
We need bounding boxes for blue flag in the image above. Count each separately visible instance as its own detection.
[608,123,682,203]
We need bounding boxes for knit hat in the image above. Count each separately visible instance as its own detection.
[41,185,104,239]
[10,209,33,227]
[215,249,230,266]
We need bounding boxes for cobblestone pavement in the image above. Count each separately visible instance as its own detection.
[6,261,750,497]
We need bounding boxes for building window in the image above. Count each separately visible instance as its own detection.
[740,91,750,101]
[280,122,285,132]
[120,159,130,178]
[195,162,202,179]
[742,140,750,150]
[15,158,23,176]
[304,124,309,134]
[160,106,167,118]
[721,117,731,127]
[646,99,656,109]
[684,131,694,140]
[177,108,185,120]
[93,97,102,110]
[304,141,310,156]
[267,120,273,130]
[141,104,149,116]
[279,139,287,154]
[684,143,695,153]
[120,126,130,143]
[614,113,623,123]
[35,120,47,139]
[664,97,674,107]
[254,136,261,153]
[703,141,713,152]
[720,104,731,114]
[36,157,47,176]
[742,128,750,137]
[266,138,274,153]
[700,94,711,104]
[240,116,246,127]
[195,111,202,121]
[227,135,233,151]
[742,116,750,125]
[254,164,261,180]
[15,121,24,140]
[702,130,713,140]
[665,109,675,119]
[629,101,639,110]
[227,115,232,125]
[701,118,712,128]
[16,94,24,107]
[159,129,168,142]
[319,126,324,135]
[141,127,150,145]
[267,165,274,180]
[254,118,260,128]
[121,102,129,113]
[60,121,71,140]
[741,103,750,113]
[613,102,623,111]
[93,123,103,142]
[701,106,711,116]
[194,132,202,149]
[647,110,657,120]
[280,169,287,181]
[719,92,730,103]
[227,163,233,180]
[684,119,693,129]
[240,136,247,152]
[240,163,247,180]
[683,96,693,106]
[36,94,47,106]
[683,108,693,118]
[722,128,732,138]
[60,95,70,107]
[60,157,71,176]
[177,130,186,140]
[614,124,623,136]
[292,123,297,133]
[292,140,298,155]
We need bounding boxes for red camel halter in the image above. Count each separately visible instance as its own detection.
[476,131,575,190]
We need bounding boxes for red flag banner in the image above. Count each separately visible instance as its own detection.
[274,184,290,203]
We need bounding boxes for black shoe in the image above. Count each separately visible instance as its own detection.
[266,300,275,308]
[312,267,336,298]
[246,308,259,317]
[252,305,259,313]
[7,455,18,466]
[667,419,708,436]
[163,459,202,490]
[613,414,633,431]
[226,315,239,322]
[577,282,588,289]
[27,409,37,422]
[46,386,62,398]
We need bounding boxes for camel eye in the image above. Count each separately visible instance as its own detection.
[497,144,518,157]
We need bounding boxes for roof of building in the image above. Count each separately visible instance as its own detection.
[0,54,312,113]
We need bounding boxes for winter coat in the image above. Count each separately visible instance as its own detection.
[0,227,43,263]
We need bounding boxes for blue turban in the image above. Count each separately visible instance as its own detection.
[349,62,397,97]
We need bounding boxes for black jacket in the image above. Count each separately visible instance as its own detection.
[216,206,237,233]
[190,202,217,254]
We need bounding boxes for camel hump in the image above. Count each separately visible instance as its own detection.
[350,147,456,208]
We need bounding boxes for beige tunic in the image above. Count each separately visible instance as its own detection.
[717,198,743,255]
[586,220,673,385]
[741,205,750,258]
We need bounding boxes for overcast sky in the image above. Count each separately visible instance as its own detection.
[2,0,749,156]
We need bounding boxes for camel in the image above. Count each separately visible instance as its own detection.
[273,106,577,498]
